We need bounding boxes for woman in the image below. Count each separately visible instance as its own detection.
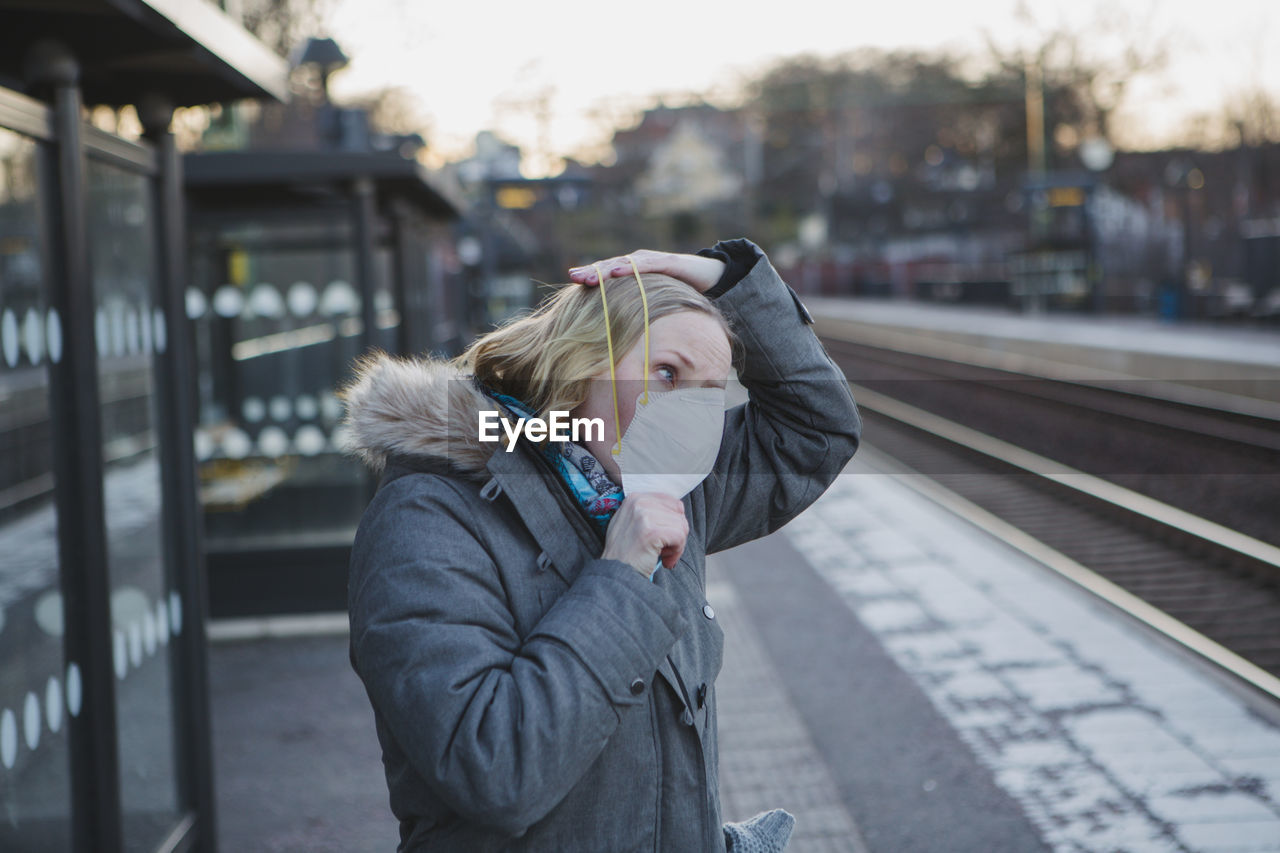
[342,239,861,851]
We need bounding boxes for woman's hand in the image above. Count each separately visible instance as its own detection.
[569,249,725,294]
[601,492,689,578]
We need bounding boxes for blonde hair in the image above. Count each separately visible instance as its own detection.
[455,273,740,416]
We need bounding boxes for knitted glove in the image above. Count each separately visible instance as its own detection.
[722,808,796,852]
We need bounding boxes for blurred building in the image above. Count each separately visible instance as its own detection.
[0,1,287,850]
[447,130,580,296]
[600,102,758,251]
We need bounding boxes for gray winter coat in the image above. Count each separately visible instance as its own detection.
[343,240,861,851]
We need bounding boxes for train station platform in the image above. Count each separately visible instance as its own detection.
[207,448,1280,852]
[808,297,1280,409]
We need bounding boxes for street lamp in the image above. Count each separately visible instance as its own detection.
[293,36,349,102]
[1163,158,1203,321]
[1080,136,1113,313]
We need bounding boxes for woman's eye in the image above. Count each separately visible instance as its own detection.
[656,365,676,385]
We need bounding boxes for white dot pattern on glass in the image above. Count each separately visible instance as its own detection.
[22,692,39,751]
[0,597,188,771]
[170,591,183,636]
[140,306,153,353]
[156,599,169,647]
[23,308,43,365]
[94,309,109,358]
[269,395,292,422]
[125,308,139,355]
[222,427,251,459]
[2,309,19,368]
[45,677,63,735]
[248,284,285,319]
[66,663,82,718]
[258,426,289,457]
[294,394,319,420]
[142,609,157,656]
[330,424,352,453]
[193,429,214,461]
[186,287,207,320]
[321,393,343,422]
[295,425,327,456]
[321,280,358,316]
[111,307,125,358]
[89,592,185,694]
[34,589,62,637]
[0,709,15,769]
[113,629,128,680]
[127,620,142,668]
[242,396,266,423]
[153,308,166,353]
[287,281,317,316]
[46,308,63,364]
[213,285,244,318]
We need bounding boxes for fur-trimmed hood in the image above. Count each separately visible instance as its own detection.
[340,352,500,480]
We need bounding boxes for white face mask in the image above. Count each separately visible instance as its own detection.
[618,385,726,499]
[594,259,727,500]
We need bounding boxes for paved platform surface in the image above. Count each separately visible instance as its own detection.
[808,297,1280,368]
[808,297,1280,407]
[208,452,1280,852]
[750,451,1280,852]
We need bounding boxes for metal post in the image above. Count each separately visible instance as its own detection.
[1025,56,1047,179]
[24,38,125,853]
[389,199,412,356]
[352,176,377,355]
[1086,185,1104,314]
[139,93,218,853]
[352,176,378,503]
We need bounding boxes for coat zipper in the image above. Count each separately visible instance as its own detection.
[649,686,662,853]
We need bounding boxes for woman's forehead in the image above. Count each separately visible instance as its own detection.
[645,312,732,373]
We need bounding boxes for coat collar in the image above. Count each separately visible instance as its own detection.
[483,433,604,588]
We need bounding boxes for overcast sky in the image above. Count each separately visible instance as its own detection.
[324,0,1278,175]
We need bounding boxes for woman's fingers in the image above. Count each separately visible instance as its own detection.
[568,250,667,286]
[568,250,722,293]
[567,259,628,286]
[600,491,689,577]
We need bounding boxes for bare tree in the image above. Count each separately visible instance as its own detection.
[346,85,431,137]
[237,0,334,58]
[982,1,1173,144]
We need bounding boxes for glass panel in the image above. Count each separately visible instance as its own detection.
[188,216,369,550]
[371,246,398,354]
[86,156,182,851]
[0,128,72,852]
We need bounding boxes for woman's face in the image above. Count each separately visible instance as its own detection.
[571,310,732,483]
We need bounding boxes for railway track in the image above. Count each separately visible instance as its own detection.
[819,330,1280,699]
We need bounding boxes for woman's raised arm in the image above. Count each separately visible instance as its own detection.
[570,239,862,555]
[691,239,862,553]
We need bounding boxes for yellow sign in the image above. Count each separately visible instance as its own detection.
[496,186,538,210]
[1048,186,1085,207]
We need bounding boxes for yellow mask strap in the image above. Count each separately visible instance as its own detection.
[594,263,624,456]
[626,256,651,406]
[593,260,651,457]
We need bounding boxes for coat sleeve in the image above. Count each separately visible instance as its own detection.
[696,239,862,554]
[348,475,688,838]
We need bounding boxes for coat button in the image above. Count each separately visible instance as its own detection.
[629,678,646,695]
[696,682,707,709]
[680,708,695,726]
[702,603,715,620]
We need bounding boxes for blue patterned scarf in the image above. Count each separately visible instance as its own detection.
[479,385,625,535]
